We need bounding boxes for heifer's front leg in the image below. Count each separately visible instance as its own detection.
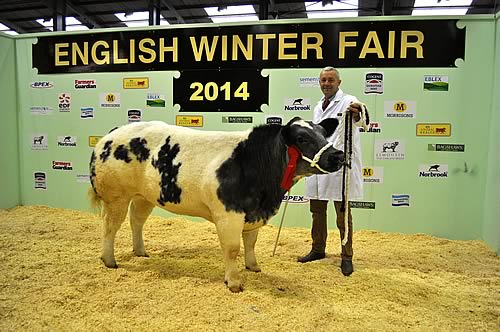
[215,216,244,293]
[242,229,261,272]
[101,199,130,268]
[129,197,155,257]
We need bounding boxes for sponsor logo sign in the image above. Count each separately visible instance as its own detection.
[57,135,77,147]
[176,115,203,127]
[30,81,53,89]
[266,116,283,125]
[362,166,384,184]
[392,194,410,207]
[80,107,94,119]
[428,144,465,152]
[99,93,121,107]
[128,109,142,123]
[58,93,71,112]
[384,101,416,118]
[76,174,90,183]
[222,116,253,123]
[350,201,376,209]
[34,172,47,189]
[416,123,451,137]
[88,136,102,147]
[284,98,311,111]
[424,75,448,91]
[299,77,319,87]
[74,79,97,89]
[282,195,309,204]
[419,164,449,178]
[359,122,381,133]
[364,72,383,94]
[52,161,73,171]
[375,139,405,160]
[146,93,165,107]
[123,77,149,89]
[31,134,48,150]
[30,106,53,115]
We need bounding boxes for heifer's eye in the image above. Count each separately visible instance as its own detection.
[296,135,307,144]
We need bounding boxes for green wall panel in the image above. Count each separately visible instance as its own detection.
[0,33,20,208]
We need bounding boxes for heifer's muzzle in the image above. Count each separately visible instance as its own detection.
[301,142,344,173]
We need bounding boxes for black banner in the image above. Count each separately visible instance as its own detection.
[173,69,269,112]
[32,20,465,74]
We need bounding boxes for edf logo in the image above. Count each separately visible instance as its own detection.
[394,102,407,112]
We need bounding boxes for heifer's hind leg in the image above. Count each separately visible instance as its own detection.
[243,229,261,272]
[129,197,154,257]
[101,199,130,268]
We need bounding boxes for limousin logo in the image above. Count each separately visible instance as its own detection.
[34,172,47,190]
[418,164,448,178]
[74,79,97,89]
[284,98,311,111]
[57,136,77,147]
[392,194,410,207]
[52,161,73,171]
[99,93,121,107]
[31,134,48,150]
[146,93,165,107]
[375,139,405,160]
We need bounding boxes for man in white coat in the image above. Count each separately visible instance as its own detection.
[298,67,369,276]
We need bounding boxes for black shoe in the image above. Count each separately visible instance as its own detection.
[297,251,325,263]
[341,259,354,276]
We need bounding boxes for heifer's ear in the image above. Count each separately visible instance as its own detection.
[318,118,339,137]
[285,116,302,126]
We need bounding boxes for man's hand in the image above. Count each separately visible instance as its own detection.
[348,102,362,122]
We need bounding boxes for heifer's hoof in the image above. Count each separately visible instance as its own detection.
[224,280,244,293]
[340,259,354,276]
[245,265,261,273]
[133,251,149,258]
[101,257,118,269]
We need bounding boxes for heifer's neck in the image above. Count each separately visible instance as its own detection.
[215,125,288,223]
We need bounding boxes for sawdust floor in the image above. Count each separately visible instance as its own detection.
[0,205,498,331]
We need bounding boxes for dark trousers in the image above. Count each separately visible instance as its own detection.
[310,199,353,260]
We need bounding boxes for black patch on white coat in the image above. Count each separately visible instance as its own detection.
[129,137,150,162]
[152,136,182,205]
[114,144,132,163]
[216,125,286,223]
[99,140,113,162]
[89,151,97,192]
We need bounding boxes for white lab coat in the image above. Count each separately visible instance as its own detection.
[304,89,364,201]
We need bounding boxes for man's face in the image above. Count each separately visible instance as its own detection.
[319,70,341,99]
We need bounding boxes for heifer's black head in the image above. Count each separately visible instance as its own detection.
[281,116,344,176]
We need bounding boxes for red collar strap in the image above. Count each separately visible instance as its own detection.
[281,145,301,191]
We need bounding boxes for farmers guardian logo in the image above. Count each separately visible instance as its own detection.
[57,136,77,147]
[418,164,448,178]
[284,98,311,111]
[74,79,97,89]
[359,122,381,133]
[52,161,73,171]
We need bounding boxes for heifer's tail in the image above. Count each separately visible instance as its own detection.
[88,187,103,217]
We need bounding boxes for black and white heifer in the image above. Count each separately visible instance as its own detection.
[89,116,343,292]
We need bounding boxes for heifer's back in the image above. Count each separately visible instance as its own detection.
[90,121,249,220]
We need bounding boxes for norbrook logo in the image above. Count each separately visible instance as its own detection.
[419,164,448,178]
[57,136,77,147]
[284,98,311,111]
[282,195,309,204]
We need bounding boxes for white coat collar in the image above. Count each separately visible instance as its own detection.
[321,89,344,109]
